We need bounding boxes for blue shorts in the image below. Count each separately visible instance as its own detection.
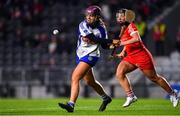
[76,55,99,67]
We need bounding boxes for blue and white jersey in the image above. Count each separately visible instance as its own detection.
[77,20,108,58]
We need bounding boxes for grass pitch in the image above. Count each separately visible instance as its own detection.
[0,98,179,115]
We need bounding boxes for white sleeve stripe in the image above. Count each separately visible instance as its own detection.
[130,31,138,36]
[79,27,85,36]
[79,22,92,36]
[83,22,92,33]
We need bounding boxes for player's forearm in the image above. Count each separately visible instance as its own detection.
[121,32,141,46]
[121,37,139,46]
[85,34,113,45]
[122,46,126,52]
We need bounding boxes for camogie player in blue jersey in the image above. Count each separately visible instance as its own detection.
[58,5,119,112]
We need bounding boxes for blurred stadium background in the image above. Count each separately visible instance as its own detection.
[0,0,180,99]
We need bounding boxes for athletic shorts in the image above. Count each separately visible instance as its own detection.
[123,49,155,70]
[76,55,99,67]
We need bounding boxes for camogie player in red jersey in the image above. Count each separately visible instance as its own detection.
[113,9,179,107]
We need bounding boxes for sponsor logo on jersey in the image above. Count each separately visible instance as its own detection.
[84,30,88,34]
[88,56,93,61]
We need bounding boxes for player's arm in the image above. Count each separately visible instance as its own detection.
[84,34,119,49]
[120,32,140,46]
[121,46,126,52]
[85,33,112,45]
[80,24,119,48]
[114,46,126,58]
[82,36,110,49]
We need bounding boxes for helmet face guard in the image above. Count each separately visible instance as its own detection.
[116,9,135,24]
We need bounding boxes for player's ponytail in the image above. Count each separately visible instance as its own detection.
[99,18,106,28]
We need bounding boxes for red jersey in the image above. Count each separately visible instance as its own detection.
[121,23,145,55]
[121,23,155,70]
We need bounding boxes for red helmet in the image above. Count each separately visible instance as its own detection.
[85,5,102,16]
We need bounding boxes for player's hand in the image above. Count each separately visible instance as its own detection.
[108,53,123,60]
[109,44,115,49]
[109,39,120,49]
[82,37,96,44]
[114,51,126,58]
[112,39,120,45]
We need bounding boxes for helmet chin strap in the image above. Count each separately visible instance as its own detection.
[88,20,100,28]
[86,16,100,28]
[120,21,130,26]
